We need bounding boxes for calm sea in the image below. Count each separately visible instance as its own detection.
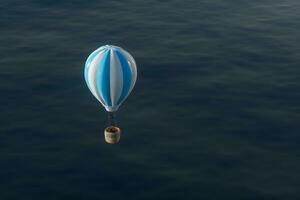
[1,0,300,199]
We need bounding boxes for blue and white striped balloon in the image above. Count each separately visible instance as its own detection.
[84,45,137,112]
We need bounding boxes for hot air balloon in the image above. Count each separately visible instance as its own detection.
[84,45,137,144]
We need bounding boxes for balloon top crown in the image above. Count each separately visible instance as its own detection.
[102,44,123,50]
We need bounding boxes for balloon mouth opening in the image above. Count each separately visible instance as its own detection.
[105,106,119,112]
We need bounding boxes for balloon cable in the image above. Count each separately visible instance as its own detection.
[107,111,117,127]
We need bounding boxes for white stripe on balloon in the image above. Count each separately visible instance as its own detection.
[109,49,124,107]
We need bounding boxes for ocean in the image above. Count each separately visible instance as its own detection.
[1,0,300,199]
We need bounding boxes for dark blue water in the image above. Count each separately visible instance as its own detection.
[1,0,300,199]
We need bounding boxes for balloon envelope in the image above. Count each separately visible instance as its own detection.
[84,45,137,112]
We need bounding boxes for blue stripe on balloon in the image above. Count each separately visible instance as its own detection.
[97,50,112,106]
[115,49,132,105]
[84,48,103,89]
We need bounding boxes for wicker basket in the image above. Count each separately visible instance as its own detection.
[104,126,121,144]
